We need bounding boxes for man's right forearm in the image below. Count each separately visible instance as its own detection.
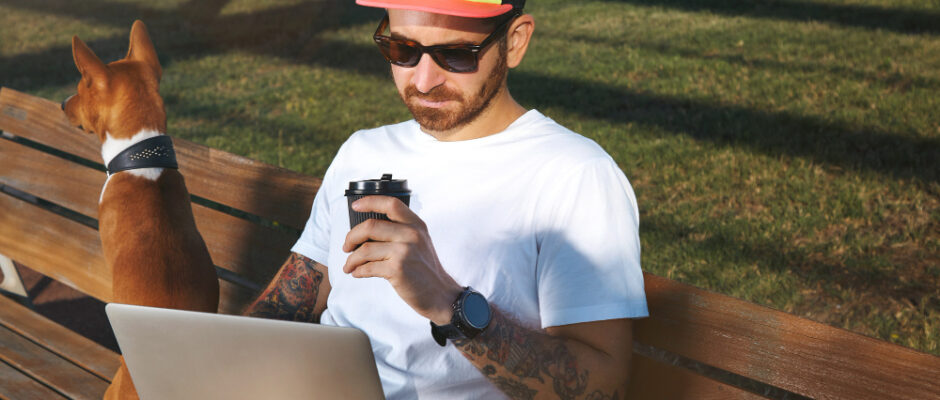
[243,252,329,322]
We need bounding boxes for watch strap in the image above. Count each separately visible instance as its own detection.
[430,286,490,347]
[430,320,464,346]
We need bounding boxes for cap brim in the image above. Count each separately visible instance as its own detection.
[356,0,513,18]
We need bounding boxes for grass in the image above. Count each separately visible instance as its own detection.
[1,0,938,355]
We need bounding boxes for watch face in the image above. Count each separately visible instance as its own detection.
[463,292,491,329]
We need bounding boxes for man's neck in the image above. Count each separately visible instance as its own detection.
[421,88,527,142]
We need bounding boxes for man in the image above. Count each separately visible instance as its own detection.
[244,0,648,398]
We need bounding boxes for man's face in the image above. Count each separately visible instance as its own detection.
[387,10,509,133]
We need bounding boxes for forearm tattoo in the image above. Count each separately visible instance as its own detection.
[245,253,324,322]
[454,310,620,400]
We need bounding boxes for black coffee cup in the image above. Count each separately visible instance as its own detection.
[345,174,411,229]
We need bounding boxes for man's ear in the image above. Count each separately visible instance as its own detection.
[72,35,110,89]
[506,14,535,69]
[126,20,162,82]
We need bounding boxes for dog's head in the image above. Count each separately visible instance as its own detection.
[63,20,165,142]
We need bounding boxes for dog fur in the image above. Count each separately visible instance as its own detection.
[62,20,220,399]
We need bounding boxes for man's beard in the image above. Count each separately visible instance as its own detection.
[401,46,509,133]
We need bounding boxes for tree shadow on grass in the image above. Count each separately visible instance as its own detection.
[601,0,940,36]
[0,0,936,187]
[0,0,384,91]
[507,72,938,186]
[557,33,940,92]
[3,45,936,188]
[641,213,939,321]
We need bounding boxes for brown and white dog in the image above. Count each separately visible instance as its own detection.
[62,20,220,399]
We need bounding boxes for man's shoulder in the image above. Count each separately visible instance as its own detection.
[521,112,613,167]
[329,120,418,163]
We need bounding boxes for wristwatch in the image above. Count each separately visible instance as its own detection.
[430,287,492,346]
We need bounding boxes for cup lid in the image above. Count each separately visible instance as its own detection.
[346,174,411,196]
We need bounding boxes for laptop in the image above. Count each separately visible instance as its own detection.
[105,303,386,400]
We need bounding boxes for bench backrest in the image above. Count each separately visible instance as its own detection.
[2,88,937,399]
[0,87,319,313]
[631,274,940,399]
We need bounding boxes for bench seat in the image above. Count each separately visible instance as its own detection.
[1,87,938,399]
[0,294,119,400]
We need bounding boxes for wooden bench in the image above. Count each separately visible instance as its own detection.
[0,87,319,399]
[1,87,937,399]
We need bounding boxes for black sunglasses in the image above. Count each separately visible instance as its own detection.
[373,11,521,73]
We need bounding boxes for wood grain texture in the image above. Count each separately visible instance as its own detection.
[0,193,111,301]
[1,137,296,289]
[626,352,767,399]
[0,136,103,218]
[0,325,110,400]
[636,272,940,400]
[193,203,296,289]
[0,359,67,400]
[0,295,119,381]
[0,88,98,165]
[218,278,259,315]
[0,87,320,230]
[0,193,281,311]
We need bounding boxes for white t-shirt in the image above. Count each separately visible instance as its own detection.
[291,110,648,399]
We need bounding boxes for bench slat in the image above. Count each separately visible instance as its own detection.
[626,352,767,399]
[0,136,101,218]
[0,359,66,400]
[0,324,110,400]
[194,204,294,290]
[174,139,319,231]
[219,278,259,315]
[0,137,294,292]
[0,192,111,301]
[636,273,940,399]
[0,295,119,381]
[0,87,320,231]
[0,192,277,312]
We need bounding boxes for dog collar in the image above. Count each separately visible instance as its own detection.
[107,135,179,176]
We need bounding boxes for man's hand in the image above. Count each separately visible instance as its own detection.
[342,195,463,325]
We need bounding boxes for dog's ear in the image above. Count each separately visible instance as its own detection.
[126,20,162,82]
[72,36,110,90]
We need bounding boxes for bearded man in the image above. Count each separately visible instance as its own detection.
[244,1,648,398]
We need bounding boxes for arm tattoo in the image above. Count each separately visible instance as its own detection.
[454,310,621,400]
[245,253,324,322]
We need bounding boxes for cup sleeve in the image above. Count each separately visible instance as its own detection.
[535,157,648,328]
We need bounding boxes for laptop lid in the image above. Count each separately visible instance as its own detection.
[105,303,385,400]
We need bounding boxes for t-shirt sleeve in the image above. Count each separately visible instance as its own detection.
[535,156,648,328]
[291,174,332,266]
[290,144,346,267]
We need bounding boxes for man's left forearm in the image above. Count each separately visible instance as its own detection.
[453,308,629,400]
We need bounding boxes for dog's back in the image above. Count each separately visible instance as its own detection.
[62,20,220,399]
[100,168,219,312]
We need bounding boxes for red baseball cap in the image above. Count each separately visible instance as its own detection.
[356,0,524,18]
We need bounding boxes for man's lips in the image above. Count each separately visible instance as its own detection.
[414,97,454,109]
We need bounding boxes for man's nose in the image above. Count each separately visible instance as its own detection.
[412,53,446,93]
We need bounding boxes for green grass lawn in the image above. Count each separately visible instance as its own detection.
[1,0,937,355]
